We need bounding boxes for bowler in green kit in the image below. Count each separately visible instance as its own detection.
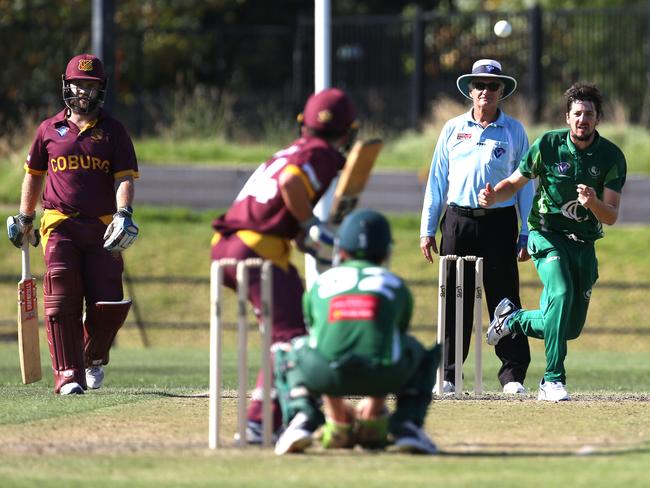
[478,83,627,401]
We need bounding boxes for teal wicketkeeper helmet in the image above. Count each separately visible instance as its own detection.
[335,208,392,264]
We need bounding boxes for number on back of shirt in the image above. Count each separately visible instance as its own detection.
[234,144,300,204]
[318,266,401,300]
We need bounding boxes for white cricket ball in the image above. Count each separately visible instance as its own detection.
[493,20,512,38]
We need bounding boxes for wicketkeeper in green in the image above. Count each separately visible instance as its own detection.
[274,209,441,455]
[478,83,627,401]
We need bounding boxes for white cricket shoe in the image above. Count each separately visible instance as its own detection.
[85,366,105,389]
[233,420,279,445]
[391,421,438,455]
[433,380,455,396]
[274,412,313,455]
[486,298,517,346]
[503,381,527,395]
[60,382,84,395]
[537,379,570,401]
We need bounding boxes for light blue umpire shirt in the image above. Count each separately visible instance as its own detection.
[420,108,534,239]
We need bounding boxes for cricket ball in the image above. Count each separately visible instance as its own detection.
[493,20,512,38]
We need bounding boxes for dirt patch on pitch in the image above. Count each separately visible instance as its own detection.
[1,393,649,456]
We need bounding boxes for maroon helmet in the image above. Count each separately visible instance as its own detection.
[62,54,107,114]
[301,88,357,133]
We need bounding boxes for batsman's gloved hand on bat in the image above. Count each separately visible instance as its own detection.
[299,216,335,271]
[103,206,139,252]
[6,213,40,248]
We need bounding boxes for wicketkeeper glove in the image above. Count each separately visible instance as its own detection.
[300,216,335,271]
[103,206,139,252]
[6,213,40,248]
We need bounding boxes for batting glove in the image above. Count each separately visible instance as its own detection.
[300,217,335,270]
[6,213,40,248]
[103,206,139,252]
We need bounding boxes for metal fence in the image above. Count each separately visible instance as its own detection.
[2,4,650,135]
[295,5,650,128]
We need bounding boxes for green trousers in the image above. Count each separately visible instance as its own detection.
[509,230,598,384]
[275,335,440,433]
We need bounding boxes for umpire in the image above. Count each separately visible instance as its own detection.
[419,59,533,394]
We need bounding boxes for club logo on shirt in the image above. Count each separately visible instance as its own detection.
[56,126,69,137]
[456,132,472,140]
[90,128,104,142]
[588,166,601,177]
[493,147,506,158]
[584,288,592,301]
[560,200,589,222]
[556,161,571,175]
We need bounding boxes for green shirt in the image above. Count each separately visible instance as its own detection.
[519,129,626,241]
[303,259,413,366]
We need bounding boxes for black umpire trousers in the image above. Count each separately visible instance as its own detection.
[439,204,531,386]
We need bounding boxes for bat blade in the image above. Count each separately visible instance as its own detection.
[328,138,383,225]
[18,276,41,384]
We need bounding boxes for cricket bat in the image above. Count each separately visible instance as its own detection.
[17,242,42,384]
[328,138,383,225]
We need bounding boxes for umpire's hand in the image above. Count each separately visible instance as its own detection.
[420,236,438,263]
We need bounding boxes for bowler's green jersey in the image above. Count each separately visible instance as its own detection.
[519,130,626,241]
[303,259,413,366]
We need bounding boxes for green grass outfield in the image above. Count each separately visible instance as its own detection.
[132,122,650,175]
[1,211,649,486]
[1,343,650,487]
[1,121,650,205]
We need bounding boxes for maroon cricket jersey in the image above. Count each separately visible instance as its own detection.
[212,135,344,239]
[25,109,139,218]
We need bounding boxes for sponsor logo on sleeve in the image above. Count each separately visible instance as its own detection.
[456,132,472,140]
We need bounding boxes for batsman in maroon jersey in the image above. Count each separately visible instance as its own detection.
[7,54,139,395]
[211,88,358,442]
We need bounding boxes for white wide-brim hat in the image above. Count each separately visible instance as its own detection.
[456,59,517,100]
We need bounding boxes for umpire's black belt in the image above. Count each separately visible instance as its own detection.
[447,203,514,217]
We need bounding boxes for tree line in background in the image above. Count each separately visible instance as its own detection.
[1,0,647,136]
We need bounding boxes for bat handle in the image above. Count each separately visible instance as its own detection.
[22,241,31,281]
